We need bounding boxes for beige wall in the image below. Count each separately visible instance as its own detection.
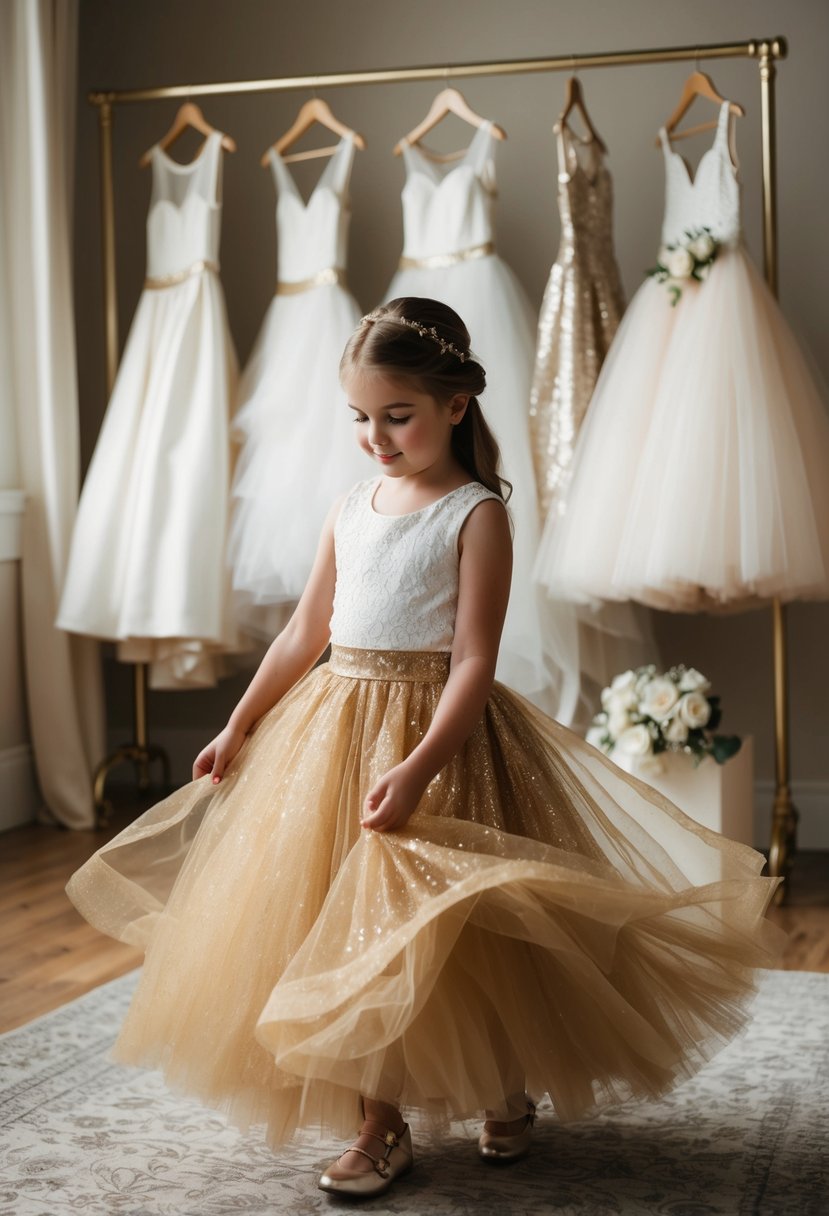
[74,1,829,840]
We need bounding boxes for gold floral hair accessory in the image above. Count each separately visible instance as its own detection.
[360,309,469,362]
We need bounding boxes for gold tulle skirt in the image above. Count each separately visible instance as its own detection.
[66,646,783,1147]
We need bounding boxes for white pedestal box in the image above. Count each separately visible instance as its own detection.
[609,736,754,846]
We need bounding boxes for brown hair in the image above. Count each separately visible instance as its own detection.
[340,297,511,501]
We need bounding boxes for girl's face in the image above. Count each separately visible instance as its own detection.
[343,371,468,480]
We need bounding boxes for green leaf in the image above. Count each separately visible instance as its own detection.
[711,735,742,765]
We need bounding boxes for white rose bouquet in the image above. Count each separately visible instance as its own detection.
[646,227,720,306]
[586,664,741,770]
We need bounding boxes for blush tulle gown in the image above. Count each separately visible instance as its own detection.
[536,102,829,612]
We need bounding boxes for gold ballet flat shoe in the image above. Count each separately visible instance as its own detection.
[478,1100,536,1162]
[318,1122,413,1197]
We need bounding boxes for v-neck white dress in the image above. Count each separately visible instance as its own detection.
[228,135,371,624]
[384,121,583,723]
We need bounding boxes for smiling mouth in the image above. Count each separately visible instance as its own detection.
[373,451,400,459]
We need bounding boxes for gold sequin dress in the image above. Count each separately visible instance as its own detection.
[530,123,625,522]
[531,124,653,721]
[66,478,783,1149]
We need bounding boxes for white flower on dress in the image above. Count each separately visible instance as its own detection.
[639,676,680,721]
[689,232,715,260]
[616,725,653,757]
[678,692,712,729]
[666,248,694,278]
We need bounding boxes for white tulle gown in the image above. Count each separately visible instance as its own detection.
[537,102,829,612]
[228,135,371,630]
[386,121,581,721]
[57,131,239,688]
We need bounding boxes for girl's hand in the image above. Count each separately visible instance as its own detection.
[361,762,428,832]
[192,724,247,784]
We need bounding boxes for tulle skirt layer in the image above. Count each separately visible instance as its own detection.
[66,646,782,1147]
[228,285,372,610]
[537,248,829,611]
[57,275,240,687]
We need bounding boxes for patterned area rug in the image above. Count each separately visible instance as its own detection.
[1,969,827,1215]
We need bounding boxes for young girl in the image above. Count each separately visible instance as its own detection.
[66,297,783,1200]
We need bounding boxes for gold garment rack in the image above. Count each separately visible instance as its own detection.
[88,38,795,898]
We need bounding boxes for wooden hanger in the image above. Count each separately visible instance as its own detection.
[139,101,236,167]
[393,87,507,159]
[262,99,366,166]
[555,76,607,153]
[657,70,745,146]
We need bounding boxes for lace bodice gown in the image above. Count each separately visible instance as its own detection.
[537,103,829,611]
[57,131,239,687]
[67,475,781,1147]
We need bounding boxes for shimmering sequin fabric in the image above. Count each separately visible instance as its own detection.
[529,125,625,520]
[66,642,782,1147]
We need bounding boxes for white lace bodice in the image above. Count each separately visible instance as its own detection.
[659,102,741,248]
[329,478,503,651]
[270,135,355,281]
[146,131,224,278]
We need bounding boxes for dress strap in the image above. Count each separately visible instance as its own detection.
[324,133,357,197]
[715,100,740,175]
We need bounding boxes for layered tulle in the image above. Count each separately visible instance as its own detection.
[537,248,829,611]
[66,646,783,1147]
[228,285,372,613]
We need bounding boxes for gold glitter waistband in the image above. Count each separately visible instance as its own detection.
[328,645,451,682]
[275,267,346,295]
[398,241,495,271]
[144,259,219,290]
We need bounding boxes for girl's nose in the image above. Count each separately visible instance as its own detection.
[368,425,389,447]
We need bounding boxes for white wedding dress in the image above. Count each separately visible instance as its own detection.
[227,135,371,629]
[57,131,239,688]
[537,102,829,612]
[386,121,581,722]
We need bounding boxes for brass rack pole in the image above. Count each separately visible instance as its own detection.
[87,35,788,832]
[90,102,170,826]
[87,38,786,106]
[758,44,796,894]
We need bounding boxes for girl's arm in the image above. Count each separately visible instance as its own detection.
[192,495,341,782]
[361,498,512,830]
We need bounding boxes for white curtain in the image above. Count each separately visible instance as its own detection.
[0,0,105,829]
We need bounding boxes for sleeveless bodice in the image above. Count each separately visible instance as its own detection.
[659,102,741,248]
[145,131,224,278]
[270,136,354,281]
[399,122,496,259]
[329,478,503,651]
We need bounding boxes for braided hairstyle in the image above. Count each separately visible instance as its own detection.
[340,297,511,501]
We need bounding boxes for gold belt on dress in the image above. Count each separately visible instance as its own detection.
[398,241,495,271]
[275,267,346,295]
[327,645,451,683]
[144,259,219,290]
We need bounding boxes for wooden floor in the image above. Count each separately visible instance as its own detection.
[1,809,827,1035]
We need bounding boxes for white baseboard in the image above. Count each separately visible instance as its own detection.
[107,726,829,853]
[0,743,40,831]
